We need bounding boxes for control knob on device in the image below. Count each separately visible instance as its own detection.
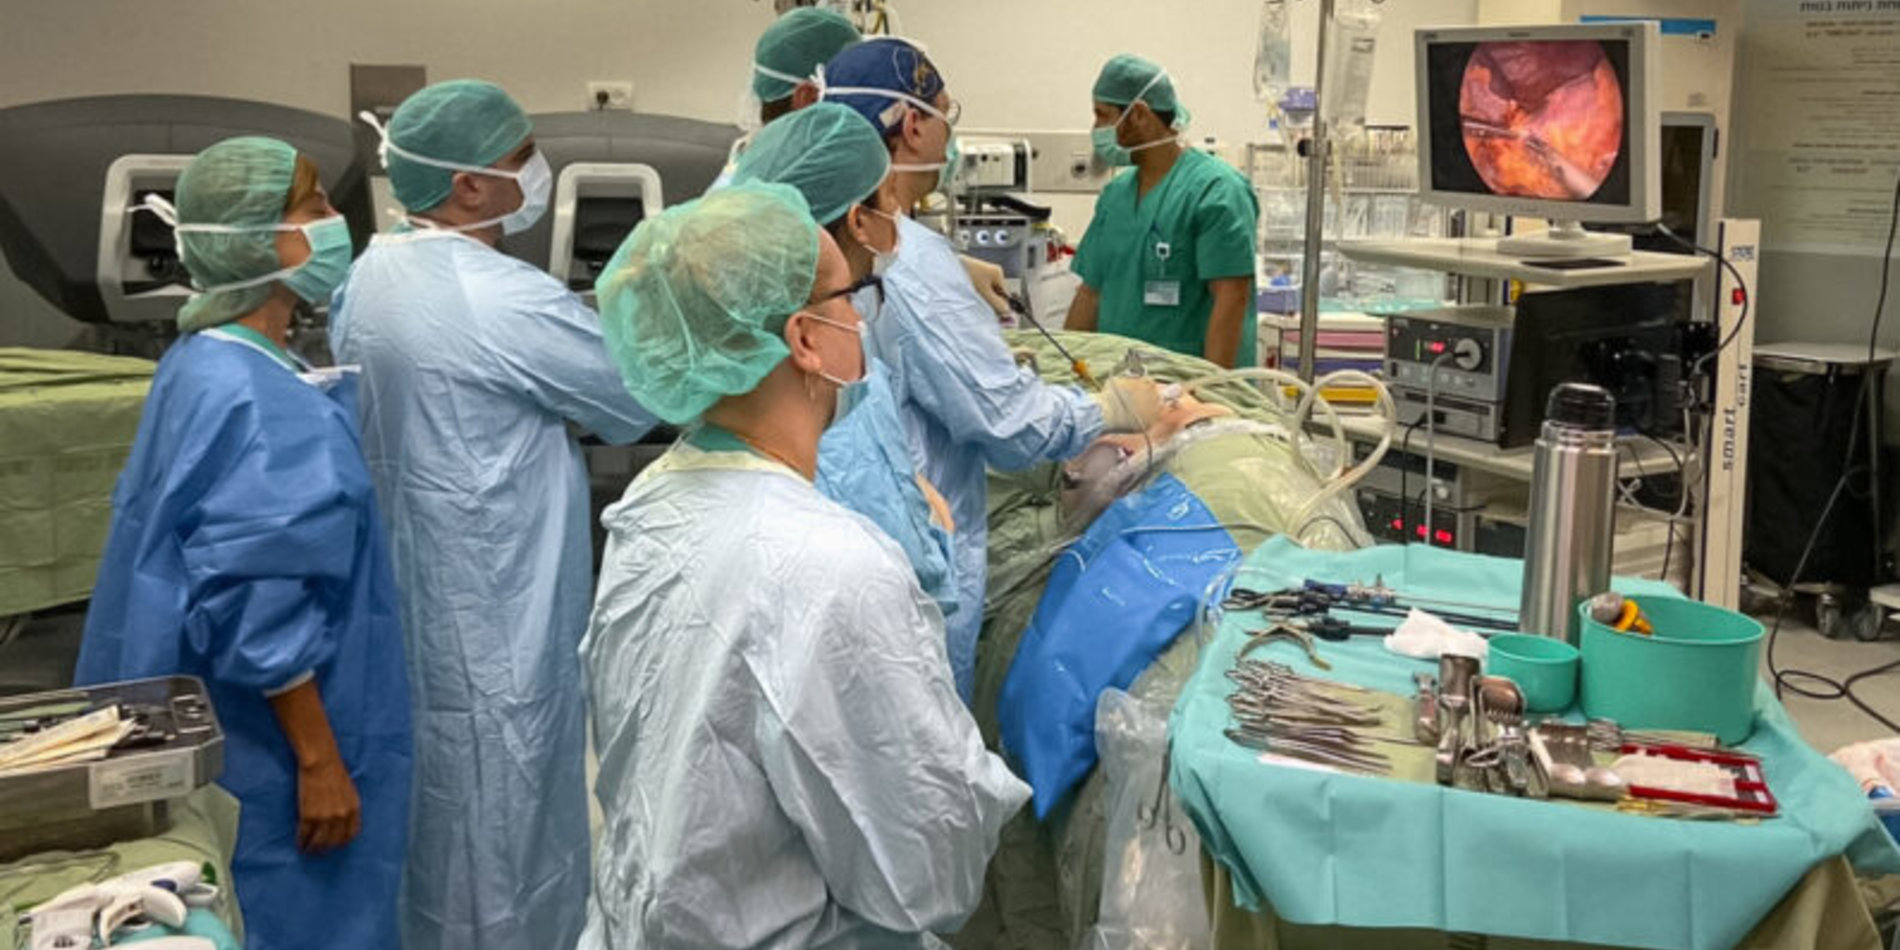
[1453,338,1483,371]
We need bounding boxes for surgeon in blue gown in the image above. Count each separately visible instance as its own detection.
[730,102,960,623]
[330,80,655,950]
[819,39,1159,700]
[74,137,411,950]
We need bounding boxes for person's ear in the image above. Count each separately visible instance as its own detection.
[1129,101,1157,135]
[783,312,825,374]
[901,108,931,152]
[790,82,821,110]
[448,170,485,211]
[844,205,871,245]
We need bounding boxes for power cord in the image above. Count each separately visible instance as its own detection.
[1637,431,1689,582]
[1422,351,1456,547]
[1655,222,1752,386]
[1397,417,1427,543]
[1760,170,1900,733]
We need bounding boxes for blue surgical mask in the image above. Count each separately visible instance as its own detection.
[1091,125,1132,169]
[167,208,356,305]
[800,310,868,427]
[281,215,355,305]
[937,136,963,194]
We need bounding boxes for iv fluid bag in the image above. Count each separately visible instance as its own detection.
[1253,0,1292,103]
[1323,1,1383,133]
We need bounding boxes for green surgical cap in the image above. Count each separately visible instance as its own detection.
[595,182,821,424]
[732,103,889,225]
[173,136,298,332]
[386,79,532,212]
[753,7,861,102]
[1092,54,1191,125]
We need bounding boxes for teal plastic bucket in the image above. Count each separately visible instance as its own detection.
[1577,598,1764,744]
[1487,634,1580,713]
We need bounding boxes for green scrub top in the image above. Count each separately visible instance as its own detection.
[1073,148,1259,364]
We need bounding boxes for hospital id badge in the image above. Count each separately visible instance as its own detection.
[1144,280,1181,307]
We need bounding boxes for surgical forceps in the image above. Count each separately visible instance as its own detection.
[1136,742,1189,855]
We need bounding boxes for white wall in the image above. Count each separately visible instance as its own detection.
[0,0,1478,148]
[0,0,1479,344]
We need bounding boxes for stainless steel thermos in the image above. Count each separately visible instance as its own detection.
[1520,383,1619,644]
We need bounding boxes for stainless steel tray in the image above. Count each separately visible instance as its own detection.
[0,676,223,859]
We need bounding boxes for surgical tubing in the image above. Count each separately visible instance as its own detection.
[1178,367,1396,539]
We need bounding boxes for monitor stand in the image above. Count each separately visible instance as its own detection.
[1495,220,1633,258]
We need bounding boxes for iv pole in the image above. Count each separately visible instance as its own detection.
[1294,0,1335,384]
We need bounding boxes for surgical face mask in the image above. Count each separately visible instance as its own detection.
[858,206,903,277]
[358,110,551,234]
[936,136,963,194]
[279,216,355,304]
[798,310,868,425]
[1091,68,1177,168]
[1090,125,1133,169]
[147,196,356,304]
[887,118,960,193]
[495,151,553,234]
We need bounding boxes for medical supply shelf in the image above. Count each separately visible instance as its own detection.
[1338,237,1711,288]
[1335,415,1694,482]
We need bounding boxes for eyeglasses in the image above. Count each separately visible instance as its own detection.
[942,98,962,127]
[824,273,884,308]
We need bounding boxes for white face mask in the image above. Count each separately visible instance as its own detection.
[860,206,903,278]
[800,310,866,387]
[358,110,553,234]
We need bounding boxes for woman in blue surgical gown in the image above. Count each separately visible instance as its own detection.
[73,137,411,950]
[578,182,1028,948]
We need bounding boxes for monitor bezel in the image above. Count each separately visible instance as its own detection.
[1413,21,1662,225]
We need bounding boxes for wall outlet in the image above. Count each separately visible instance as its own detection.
[587,81,634,112]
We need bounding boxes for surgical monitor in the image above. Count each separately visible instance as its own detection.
[1415,22,1660,257]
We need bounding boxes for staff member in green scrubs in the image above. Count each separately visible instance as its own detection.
[1064,55,1259,367]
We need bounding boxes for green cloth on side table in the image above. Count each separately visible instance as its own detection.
[1170,538,1900,950]
[0,785,245,946]
[0,347,155,616]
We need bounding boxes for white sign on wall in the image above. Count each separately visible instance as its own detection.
[1734,0,1900,255]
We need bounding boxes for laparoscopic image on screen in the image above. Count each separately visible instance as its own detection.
[1427,39,1631,205]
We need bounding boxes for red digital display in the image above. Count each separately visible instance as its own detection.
[1435,529,1455,545]
[1428,341,1448,354]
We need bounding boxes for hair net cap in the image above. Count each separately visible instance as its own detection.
[754,7,862,102]
[595,182,821,424]
[386,79,532,212]
[819,38,946,137]
[172,136,298,332]
[732,103,890,226]
[1093,54,1190,124]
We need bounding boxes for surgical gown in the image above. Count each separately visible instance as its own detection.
[329,228,656,950]
[866,216,1105,700]
[74,331,411,950]
[815,358,957,622]
[578,432,1029,949]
